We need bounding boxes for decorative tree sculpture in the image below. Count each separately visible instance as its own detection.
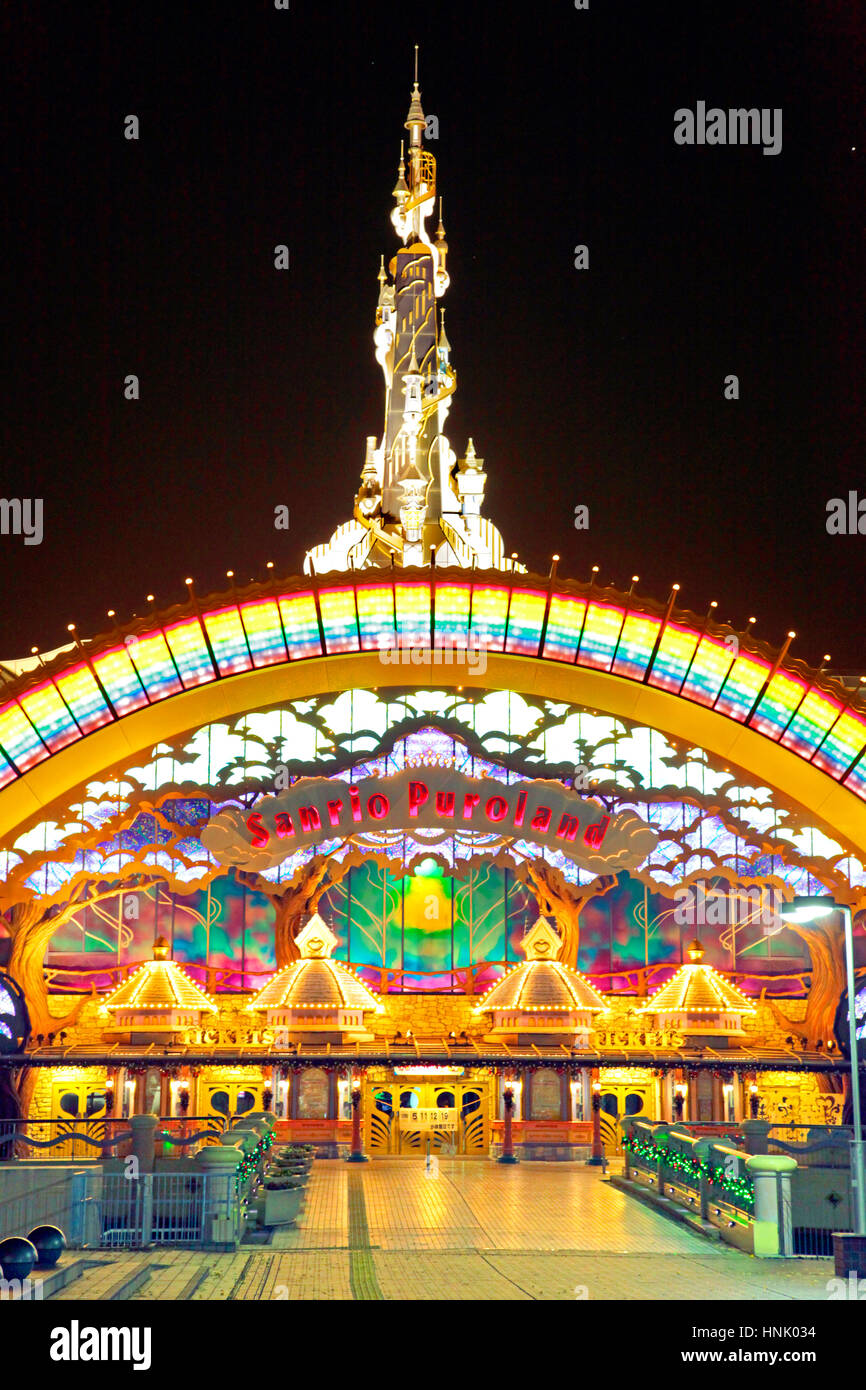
[242,849,352,969]
[763,911,852,1096]
[518,858,615,967]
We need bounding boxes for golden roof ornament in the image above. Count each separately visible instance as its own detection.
[435,198,448,255]
[392,143,409,202]
[405,84,425,131]
[522,918,563,961]
[295,914,339,959]
[405,48,425,135]
[438,307,451,354]
[459,439,484,474]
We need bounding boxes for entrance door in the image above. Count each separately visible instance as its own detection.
[598,1078,655,1155]
[204,1080,263,1125]
[50,1079,108,1159]
[366,1081,488,1155]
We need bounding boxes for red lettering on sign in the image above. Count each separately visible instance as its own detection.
[555,813,580,842]
[462,793,481,820]
[327,799,344,826]
[349,784,362,822]
[530,806,552,832]
[435,791,455,817]
[583,814,610,849]
[486,795,509,822]
[298,805,321,832]
[514,790,527,827]
[246,812,270,848]
[275,812,295,839]
[409,781,429,817]
[367,793,390,819]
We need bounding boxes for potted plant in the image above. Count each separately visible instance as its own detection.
[269,1162,309,1185]
[260,1176,304,1226]
[280,1144,314,1167]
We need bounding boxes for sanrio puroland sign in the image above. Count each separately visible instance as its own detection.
[201,766,657,873]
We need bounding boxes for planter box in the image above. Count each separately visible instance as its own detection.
[262,1187,303,1226]
[834,1233,866,1277]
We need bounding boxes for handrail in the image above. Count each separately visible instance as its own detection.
[769,1136,850,1155]
[153,1128,219,1149]
[0,1129,132,1152]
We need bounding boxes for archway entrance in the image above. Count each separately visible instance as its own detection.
[203,1079,263,1123]
[598,1071,657,1155]
[49,1077,108,1158]
[365,1078,489,1155]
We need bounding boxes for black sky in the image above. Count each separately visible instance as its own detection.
[2,1,864,672]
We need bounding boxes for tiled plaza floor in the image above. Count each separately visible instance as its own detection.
[50,1159,835,1301]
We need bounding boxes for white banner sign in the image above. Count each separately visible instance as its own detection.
[399,1107,458,1131]
[203,764,657,873]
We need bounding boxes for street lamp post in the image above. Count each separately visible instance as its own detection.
[780,895,865,1234]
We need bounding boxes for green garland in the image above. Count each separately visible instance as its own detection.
[233,1131,273,1194]
[623,1134,754,1208]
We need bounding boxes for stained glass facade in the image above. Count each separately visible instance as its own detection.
[0,686,857,996]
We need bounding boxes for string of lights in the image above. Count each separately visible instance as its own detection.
[622,1133,755,1208]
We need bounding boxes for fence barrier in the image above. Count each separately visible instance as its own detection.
[0,1115,226,1163]
[98,1172,220,1248]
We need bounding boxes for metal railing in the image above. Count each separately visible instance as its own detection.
[40,957,821,1000]
[98,1171,238,1248]
[769,1130,852,1168]
[0,1118,133,1163]
[623,1120,755,1222]
[0,1115,226,1162]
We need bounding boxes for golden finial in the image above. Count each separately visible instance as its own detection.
[435,197,448,255]
[392,142,408,201]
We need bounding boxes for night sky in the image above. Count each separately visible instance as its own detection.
[3,2,864,674]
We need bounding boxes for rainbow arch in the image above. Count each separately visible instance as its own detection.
[1,568,865,849]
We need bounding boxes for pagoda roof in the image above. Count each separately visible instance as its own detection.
[103,955,217,1014]
[473,959,608,1014]
[246,957,382,1013]
[637,955,755,1016]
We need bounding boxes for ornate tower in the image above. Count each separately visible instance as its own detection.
[305,52,515,574]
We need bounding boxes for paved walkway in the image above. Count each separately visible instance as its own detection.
[49,1160,834,1301]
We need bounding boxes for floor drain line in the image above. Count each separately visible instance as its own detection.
[347,1172,384,1300]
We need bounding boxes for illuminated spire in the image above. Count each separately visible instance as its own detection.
[304,59,517,576]
[438,307,450,358]
[391,144,408,204]
[405,44,426,146]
